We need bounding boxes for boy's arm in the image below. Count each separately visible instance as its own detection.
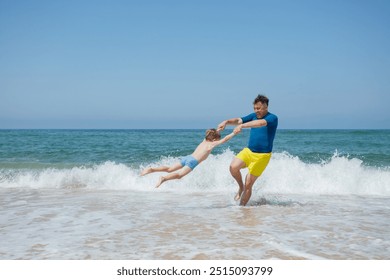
[211,132,236,148]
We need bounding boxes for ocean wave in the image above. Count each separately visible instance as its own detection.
[1,150,389,196]
[264,152,390,196]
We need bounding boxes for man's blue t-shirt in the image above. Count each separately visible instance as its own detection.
[241,112,278,153]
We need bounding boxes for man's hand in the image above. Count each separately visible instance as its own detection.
[217,121,227,131]
[233,124,243,135]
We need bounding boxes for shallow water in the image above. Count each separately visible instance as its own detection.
[1,187,389,259]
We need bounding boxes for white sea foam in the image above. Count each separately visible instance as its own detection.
[1,150,389,196]
[263,152,390,196]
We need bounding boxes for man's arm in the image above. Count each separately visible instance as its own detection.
[217,118,243,131]
[233,119,267,134]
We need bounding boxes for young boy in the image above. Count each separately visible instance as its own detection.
[140,129,236,188]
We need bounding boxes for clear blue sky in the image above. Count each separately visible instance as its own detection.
[1,0,389,129]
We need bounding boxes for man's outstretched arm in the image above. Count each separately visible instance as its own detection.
[217,118,242,131]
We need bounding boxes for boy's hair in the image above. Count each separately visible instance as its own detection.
[205,129,221,141]
[254,94,269,106]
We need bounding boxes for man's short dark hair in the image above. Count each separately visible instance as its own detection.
[254,95,269,106]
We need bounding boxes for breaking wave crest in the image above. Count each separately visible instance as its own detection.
[1,150,389,196]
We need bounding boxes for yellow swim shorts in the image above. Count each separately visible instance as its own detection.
[236,147,272,177]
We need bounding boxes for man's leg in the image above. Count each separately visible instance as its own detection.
[240,152,271,206]
[229,157,246,200]
[240,173,259,206]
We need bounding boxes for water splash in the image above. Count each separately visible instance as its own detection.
[1,151,389,196]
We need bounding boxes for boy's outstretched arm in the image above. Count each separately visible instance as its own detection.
[211,132,236,148]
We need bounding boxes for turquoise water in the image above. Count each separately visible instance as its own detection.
[1,129,389,168]
[275,129,390,167]
[1,129,389,259]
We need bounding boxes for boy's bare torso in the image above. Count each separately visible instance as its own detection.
[190,140,216,163]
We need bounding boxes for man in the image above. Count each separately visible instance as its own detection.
[217,95,278,206]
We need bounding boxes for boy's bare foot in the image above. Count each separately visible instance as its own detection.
[155,176,166,188]
[140,167,152,176]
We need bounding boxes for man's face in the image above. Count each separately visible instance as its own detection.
[253,102,268,119]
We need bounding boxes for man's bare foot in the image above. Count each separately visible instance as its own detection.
[155,176,165,188]
[140,167,152,176]
[234,188,243,201]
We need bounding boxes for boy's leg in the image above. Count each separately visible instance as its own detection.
[141,162,183,176]
[156,166,192,188]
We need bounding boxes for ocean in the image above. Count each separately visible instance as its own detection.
[0,129,389,259]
